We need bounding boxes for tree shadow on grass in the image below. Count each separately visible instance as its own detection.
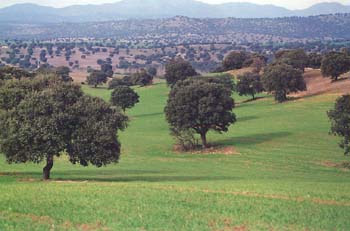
[218,131,291,147]
[237,115,259,123]
[133,112,164,118]
[1,169,240,183]
[53,175,240,183]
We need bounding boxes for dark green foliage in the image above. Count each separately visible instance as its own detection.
[0,66,33,80]
[236,72,264,100]
[0,77,128,179]
[108,77,132,89]
[307,52,323,69]
[55,66,73,82]
[0,75,56,110]
[222,51,249,71]
[147,66,157,77]
[165,58,197,86]
[131,69,153,86]
[262,63,306,102]
[101,63,114,77]
[321,52,350,81]
[110,86,139,112]
[87,70,108,87]
[275,49,308,71]
[165,78,236,148]
[200,74,235,92]
[328,95,350,155]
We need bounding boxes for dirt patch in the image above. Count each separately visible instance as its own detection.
[291,69,350,98]
[174,145,239,155]
[0,211,109,230]
[319,161,350,171]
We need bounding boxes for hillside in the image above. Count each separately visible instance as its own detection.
[1,75,350,230]
[1,14,350,40]
[0,1,349,23]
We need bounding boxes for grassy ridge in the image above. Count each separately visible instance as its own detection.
[0,82,350,230]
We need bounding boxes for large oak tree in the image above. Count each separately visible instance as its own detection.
[165,78,236,148]
[0,76,127,180]
[328,95,350,155]
[262,63,306,102]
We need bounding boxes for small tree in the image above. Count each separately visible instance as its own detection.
[165,57,197,86]
[328,95,350,155]
[321,52,350,81]
[55,66,73,82]
[275,49,308,72]
[131,69,153,86]
[147,66,157,77]
[236,72,264,100]
[262,63,306,102]
[307,52,323,69]
[165,78,236,148]
[87,70,108,87]
[101,63,114,77]
[0,78,128,180]
[222,51,249,71]
[110,86,139,112]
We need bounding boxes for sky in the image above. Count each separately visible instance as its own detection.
[0,0,349,10]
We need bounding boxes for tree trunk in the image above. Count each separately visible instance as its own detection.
[200,132,208,149]
[252,93,255,100]
[43,155,54,180]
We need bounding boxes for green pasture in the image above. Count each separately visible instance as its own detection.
[0,82,349,230]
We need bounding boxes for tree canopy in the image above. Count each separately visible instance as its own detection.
[236,72,264,100]
[222,51,249,71]
[87,70,108,87]
[262,63,306,102]
[165,78,236,148]
[275,49,308,72]
[0,76,128,180]
[165,57,197,86]
[321,52,350,81]
[328,95,350,155]
[110,86,140,112]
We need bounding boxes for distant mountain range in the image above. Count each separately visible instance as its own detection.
[1,14,350,40]
[0,0,350,23]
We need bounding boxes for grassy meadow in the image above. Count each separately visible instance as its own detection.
[1,81,350,230]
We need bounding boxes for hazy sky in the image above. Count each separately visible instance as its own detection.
[0,0,349,10]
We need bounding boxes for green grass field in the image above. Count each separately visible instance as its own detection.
[1,82,350,230]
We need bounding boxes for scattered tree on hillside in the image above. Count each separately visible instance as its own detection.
[101,63,114,77]
[165,78,236,148]
[165,57,197,86]
[222,51,249,71]
[275,49,308,72]
[108,77,132,89]
[55,66,73,82]
[321,52,350,81]
[131,69,153,86]
[262,63,306,102]
[0,66,33,80]
[147,66,157,77]
[328,95,350,155]
[307,52,323,69]
[110,86,139,112]
[87,70,108,87]
[236,72,264,100]
[0,77,128,180]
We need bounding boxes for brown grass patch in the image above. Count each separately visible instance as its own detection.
[174,145,239,155]
[319,161,350,172]
[291,69,350,98]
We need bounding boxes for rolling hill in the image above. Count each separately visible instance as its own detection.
[1,14,350,40]
[0,1,349,23]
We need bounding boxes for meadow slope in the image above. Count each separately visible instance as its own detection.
[0,79,350,230]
